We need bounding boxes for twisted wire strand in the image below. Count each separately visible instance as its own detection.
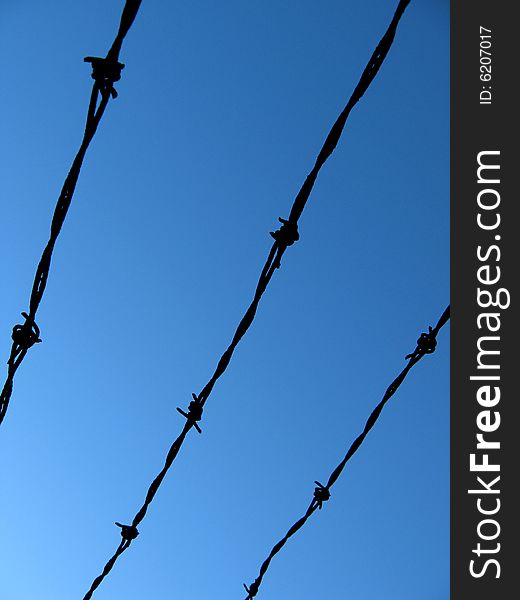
[243,305,450,599]
[0,0,142,428]
[82,0,413,596]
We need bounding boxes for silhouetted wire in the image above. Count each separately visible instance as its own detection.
[81,0,413,597]
[243,305,450,599]
[0,0,142,428]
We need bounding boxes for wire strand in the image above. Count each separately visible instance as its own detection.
[243,306,450,599]
[0,0,142,428]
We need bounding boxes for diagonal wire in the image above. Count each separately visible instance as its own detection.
[243,305,450,599]
[81,0,413,596]
[0,0,142,428]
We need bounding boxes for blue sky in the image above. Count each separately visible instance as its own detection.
[0,1,449,598]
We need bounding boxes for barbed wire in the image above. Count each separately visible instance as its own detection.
[243,305,450,599]
[0,0,142,428]
[81,0,413,597]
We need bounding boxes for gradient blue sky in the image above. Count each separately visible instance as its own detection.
[0,1,449,598]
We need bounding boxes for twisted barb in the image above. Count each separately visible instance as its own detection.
[10,312,42,362]
[243,579,260,598]
[84,56,125,99]
[313,481,331,510]
[115,522,139,542]
[176,393,204,433]
[269,217,299,248]
[405,326,437,360]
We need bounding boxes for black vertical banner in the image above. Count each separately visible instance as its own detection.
[452,1,518,599]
